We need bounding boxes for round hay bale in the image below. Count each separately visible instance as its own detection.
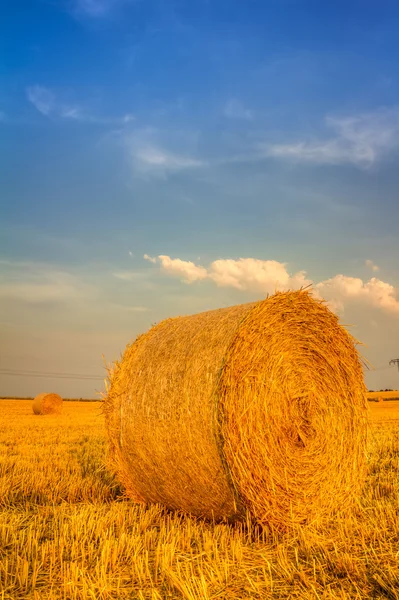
[104,290,368,529]
[32,392,63,415]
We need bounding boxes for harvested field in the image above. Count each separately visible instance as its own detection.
[1,398,398,599]
[368,399,399,423]
[367,390,399,401]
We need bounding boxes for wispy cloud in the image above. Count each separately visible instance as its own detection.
[27,86,56,116]
[110,303,150,312]
[73,0,112,17]
[224,99,253,120]
[262,108,399,168]
[143,254,399,315]
[26,85,134,125]
[108,106,399,176]
[117,106,399,175]
[134,146,203,172]
[365,259,380,272]
[124,129,204,177]
[112,268,156,291]
[0,260,92,304]
[113,270,148,282]
[70,0,136,18]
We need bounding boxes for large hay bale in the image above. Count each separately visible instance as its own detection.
[32,392,63,415]
[104,290,368,529]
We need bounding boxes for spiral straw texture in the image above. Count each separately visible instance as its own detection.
[32,392,63,415]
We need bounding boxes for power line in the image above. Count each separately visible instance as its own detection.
[0,367,104,378]
[389,359,399,372]
[0,368,104,381]
[0,373,103,381]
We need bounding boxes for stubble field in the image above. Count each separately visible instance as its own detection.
[0,398,399,600]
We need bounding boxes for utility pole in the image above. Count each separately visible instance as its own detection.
[389,359,399,371]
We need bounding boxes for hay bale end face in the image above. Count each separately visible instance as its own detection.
[32,393,63,415]
[104,290,368,529]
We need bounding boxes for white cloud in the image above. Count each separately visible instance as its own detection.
[224,99,253,120]
[143,254,157,264]
[157,255,208,283]
[143,254,399,316]
[0,261,91,304]
[263,108,399,168]
[208,258,310,291]
[148,255,310,291]
[316,275,399,315]
[365,259,379,272]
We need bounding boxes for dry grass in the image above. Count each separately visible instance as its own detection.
[0,400,119,506]
[32,393,63,416]
[0,399,399,599]
[368,399,399,423]
[1,399,399,599]
[105,290,368,530]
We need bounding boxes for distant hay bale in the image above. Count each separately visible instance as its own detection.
[378,396,384,403]
[32,392,63,415]
[104,290,368,530]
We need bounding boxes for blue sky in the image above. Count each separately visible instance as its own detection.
[1,0,399,396]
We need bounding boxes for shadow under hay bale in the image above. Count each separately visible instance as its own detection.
[104,289,368,530]
[32,392,63,415]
